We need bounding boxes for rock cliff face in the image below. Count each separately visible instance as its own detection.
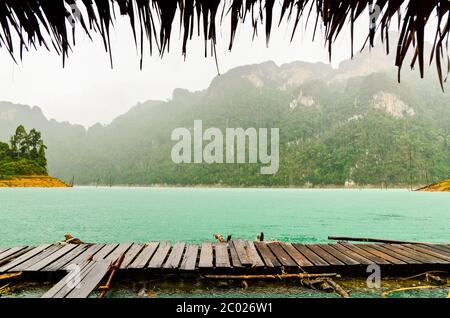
[370,92,415,118]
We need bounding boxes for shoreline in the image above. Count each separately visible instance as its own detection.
[67,183,422,190]
[0,175,71,188]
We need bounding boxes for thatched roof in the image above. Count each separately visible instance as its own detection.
[1,1,449,87]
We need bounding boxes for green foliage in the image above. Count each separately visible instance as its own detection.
[1,64,449,187]
[0,126,48,177]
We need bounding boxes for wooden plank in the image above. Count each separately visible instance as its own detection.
[245,241,264,267]
[317,244,360,266]
[229,242,243,268]
[163,242,186,269]
[0,245,51,272]
[368,244,421,264]
[198,242,214,268]
[267,243,297,267]
[254,242,280,267]
[62,244,105,269]
[232,240,252,266]
[148,242,171,268]
[27,244,78,271]
[306,245,344,266]
[339,243,391,265]
[128,242,159,269]
[380,244,438,264]
[436,244,450,253]
[293,244,329,266]
[104,242,133,262]
[418,244,450,256]
[357,245,406,265]
[92,244,119,261]
[404,244,450,262]
[0,246,28,262]
[214,243,231,268]
[328,244,374,265]
[42,261,94,298]
[66,260,112,298]
[43,244,90,271]
[180,244,199,271]
[389,244,448,264]
[0,248,10,254]
[12,245,63,271]
[281,243,314,267]
[120,244,145,269]
[0,247,34,267]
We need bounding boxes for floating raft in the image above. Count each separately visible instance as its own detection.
[2,240,450,274]
[1,240,450,297]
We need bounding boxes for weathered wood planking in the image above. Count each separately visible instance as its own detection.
[12,245,63,271]
[228,242,243,268]
[27,244,78,271]
[42,261,95,298]
[435,244,450,254]
[2,241,450,278]
[400,244,450,263]
[62,244,104,269]
[245,241,265,267]
[214,243,231,268]
[388,244,448,264]
[402,244,450,262]
[164,242,186,269]
[120,244,145,269]
[267,243,297,267]
[306,245,344,266]
[179,244,199,271]
[378,244,431,264]
[92,244,119,261]
[339,243,391,265]
[66,260,112,298]
[327,244,373,265]
[280,243,314,267]
[0,247,10,254]
[104,242,133,263]
[198,242,213,268]
[254,242,280,267]
[148,242,171,268]
[418,244,450,257]
[128,242,159,269]
[293,244,329,266]
[317,244,360,266]
[0,246,29,262]
[232,240,252,266]
[0,245,50,272]
[368,244,420,264]
[44,244,89,271]
[356,245,406,265]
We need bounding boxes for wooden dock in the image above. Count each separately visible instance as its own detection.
[1,240,450,297]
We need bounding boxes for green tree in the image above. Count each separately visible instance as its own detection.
[10,125,29,159]
[28,128,42,160]
[0,142,9,160]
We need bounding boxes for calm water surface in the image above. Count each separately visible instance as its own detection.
[1,187,449,298]
[0,187,449,246]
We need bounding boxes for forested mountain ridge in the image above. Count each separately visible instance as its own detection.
[1,45,449,187]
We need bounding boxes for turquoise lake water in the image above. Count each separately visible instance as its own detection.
[1,187,449,298]
[0,187,449,246]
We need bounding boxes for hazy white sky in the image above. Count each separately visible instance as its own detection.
[0,7,438,127]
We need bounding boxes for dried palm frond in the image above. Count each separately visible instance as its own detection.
[0,1,449,88]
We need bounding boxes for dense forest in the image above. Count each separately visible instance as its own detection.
[0,47,449,187]
[0,125,48,177]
